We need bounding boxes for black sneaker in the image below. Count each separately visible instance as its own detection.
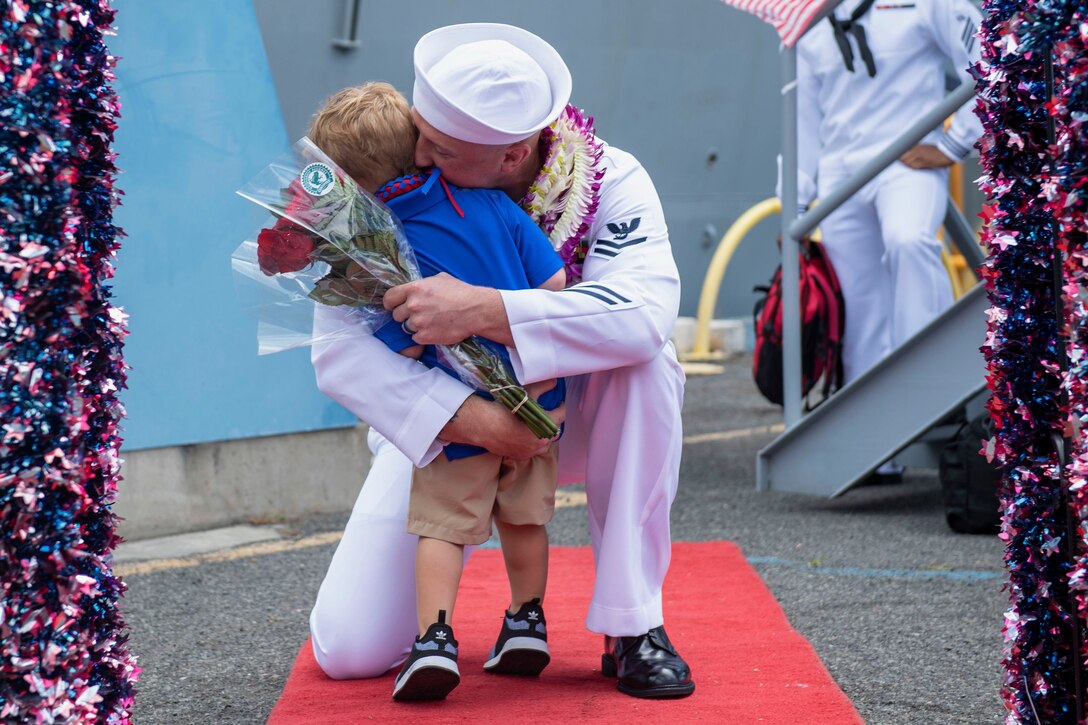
[482,598,550,676]
[392,610,460,701]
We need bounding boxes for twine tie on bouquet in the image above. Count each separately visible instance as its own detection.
[491,384,532,416]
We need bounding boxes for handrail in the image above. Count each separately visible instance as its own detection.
[780,78,978,425]
[688,189,978,364]
[687,197,781,361]
[781,45,803,424]
[943,193,985,270]
[790,81,977,242]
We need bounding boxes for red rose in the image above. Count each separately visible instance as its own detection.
[257,220,316,275]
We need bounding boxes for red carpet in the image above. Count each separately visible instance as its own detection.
[267,542,863,724]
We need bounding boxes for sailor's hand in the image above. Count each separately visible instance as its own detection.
[439,395,564,460]
[385,273,512,346]
[900,143,954,170]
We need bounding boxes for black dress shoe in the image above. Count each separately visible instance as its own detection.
[601,626,695,698]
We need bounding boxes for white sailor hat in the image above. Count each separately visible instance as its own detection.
[413,23,572,145]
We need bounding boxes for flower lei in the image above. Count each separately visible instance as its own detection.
[520,105,605,283]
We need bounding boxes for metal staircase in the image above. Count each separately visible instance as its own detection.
[756,282,987,497]
[765,21,988,497]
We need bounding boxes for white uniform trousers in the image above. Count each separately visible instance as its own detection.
[817,162,952,383]
[308,350,686,679]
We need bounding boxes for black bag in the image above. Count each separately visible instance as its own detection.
[938,413,1001,534]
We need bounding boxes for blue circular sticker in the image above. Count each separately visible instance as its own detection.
[300,162,335,197]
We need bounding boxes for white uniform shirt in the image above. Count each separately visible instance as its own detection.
[795,0,984,207]
[311,142,680,467]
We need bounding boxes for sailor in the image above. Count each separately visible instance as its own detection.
[308,22,694,699]
[794,0,983,380]
[788,0,983,480]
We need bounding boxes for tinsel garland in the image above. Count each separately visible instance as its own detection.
[1029,2,1088,711]
[976,1,1081,721]
[0,1,138,722]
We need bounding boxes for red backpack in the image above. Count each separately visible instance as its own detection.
[752,242,845,408]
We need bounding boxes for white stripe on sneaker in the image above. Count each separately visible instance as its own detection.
[483,636,551,670]
[391,653,459,696]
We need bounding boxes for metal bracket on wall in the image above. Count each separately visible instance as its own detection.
[332,0,362,51]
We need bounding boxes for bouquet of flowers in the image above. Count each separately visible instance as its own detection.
[232,137,558,439]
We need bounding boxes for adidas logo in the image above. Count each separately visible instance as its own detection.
[528,612,539,621]
[435,631,447,641]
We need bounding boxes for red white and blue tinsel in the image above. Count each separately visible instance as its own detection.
[1,1,138,722]
[1033,6,1088,724]
[1039,4,1088,687]
[977,0,1088,721]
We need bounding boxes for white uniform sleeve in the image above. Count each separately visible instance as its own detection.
[926,0,984,161]
[502,150,681,383]
[310,304,473,467]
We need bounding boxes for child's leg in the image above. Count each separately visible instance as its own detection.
[484,520,551,676]
[415,536,465,635]
[398,455,499,697]
[396,536,464,701]
[495,521,548,611]
[409,452,505,635]
[482,453,557,676]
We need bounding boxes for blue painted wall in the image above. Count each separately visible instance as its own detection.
[110,1,356,450]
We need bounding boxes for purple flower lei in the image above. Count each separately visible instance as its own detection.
[519,105,606,283]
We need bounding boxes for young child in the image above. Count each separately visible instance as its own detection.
[309,82,565,702]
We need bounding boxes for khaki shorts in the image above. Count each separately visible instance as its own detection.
[407,446,557,546]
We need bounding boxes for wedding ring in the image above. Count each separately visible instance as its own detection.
[402,320,416,335]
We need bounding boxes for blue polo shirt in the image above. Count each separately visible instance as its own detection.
[373,168,565,460]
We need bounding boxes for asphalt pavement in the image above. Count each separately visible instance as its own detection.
[119,354,1005,724]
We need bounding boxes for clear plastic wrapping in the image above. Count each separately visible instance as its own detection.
[232,138,558,438]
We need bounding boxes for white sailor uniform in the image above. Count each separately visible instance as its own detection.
[795,0,983,382]
[307,142,685,679]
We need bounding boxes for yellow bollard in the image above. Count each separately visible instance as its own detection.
[684,197,782,363]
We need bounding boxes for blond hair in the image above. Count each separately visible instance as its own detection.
[309,82,417,190]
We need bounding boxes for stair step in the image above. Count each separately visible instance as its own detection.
[757,284,987,497]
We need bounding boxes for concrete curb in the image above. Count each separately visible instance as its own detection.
[115,423,370,541]
[114,524,284,563]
